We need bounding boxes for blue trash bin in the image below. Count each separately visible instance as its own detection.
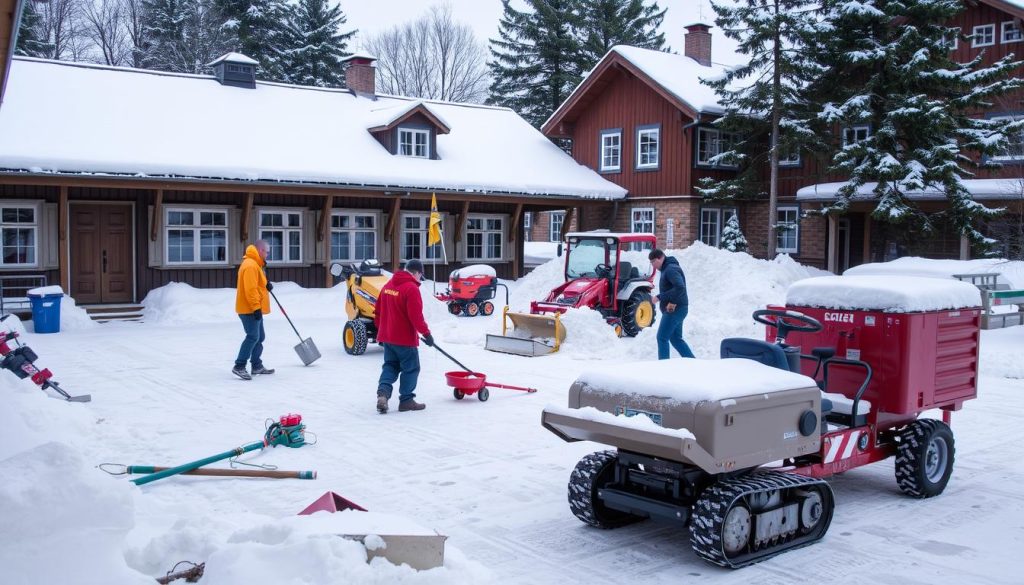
[28,292,63,334]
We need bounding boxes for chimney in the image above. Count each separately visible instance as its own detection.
[342,52,378,98]
[684,23,712,67]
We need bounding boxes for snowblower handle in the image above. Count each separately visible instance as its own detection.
[426,339,474,373]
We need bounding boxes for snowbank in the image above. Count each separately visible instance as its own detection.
[142,281,348,325]
[523,242,560,266]
[980,327,1024,379]
[787,275,982,312]
[845,257,1024,288]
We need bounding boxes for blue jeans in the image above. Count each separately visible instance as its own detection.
[657,305,695,360]
[378,343,420,403]
[235,313,266,368]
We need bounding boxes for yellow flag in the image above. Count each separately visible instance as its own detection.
[428,193,442,246]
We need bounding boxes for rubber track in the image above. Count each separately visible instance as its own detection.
[690,471,833,568]
[568,450,637,529]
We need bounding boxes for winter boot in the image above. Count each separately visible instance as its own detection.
[398,399,426,412]
[376,392,389,414]
[251,365,275,375]
[232,365,252,380]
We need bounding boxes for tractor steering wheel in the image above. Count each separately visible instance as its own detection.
[752,309,822,342]
[595,263,613,278]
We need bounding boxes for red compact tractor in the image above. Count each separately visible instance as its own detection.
[542,275,982,568]
[486,232,657,356]
[435,265,508,317]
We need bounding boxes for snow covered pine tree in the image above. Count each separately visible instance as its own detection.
[277,0,355,88]
[720,213,750,252]
[578,0,666,66]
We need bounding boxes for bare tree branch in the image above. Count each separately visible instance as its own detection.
[81,0,131,65]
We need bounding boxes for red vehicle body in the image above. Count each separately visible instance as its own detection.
[435,270,508,317]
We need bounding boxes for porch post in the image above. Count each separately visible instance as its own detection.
[320,195,334,288]
[862,215,871,264]
[59,186,70,292]
[959,235,970,260]
[385,197,401,271]
[827,214,838,274]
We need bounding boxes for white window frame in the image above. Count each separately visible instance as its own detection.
[699,207,737,248]
[636,125,661,170]
[776,206,800,254]
[991,114,1024,162]
[779,146,802,167]
[972,24,995,47]
[330,210,380,263]
[400,213,443,262]
[630,208,655,251]
[1002,21,1022,44]
[523,212,531,242]
[549,211,565,242]
[943,27,960,50]
[696,127,738,168]
[464,214,506,261]
[842,125,871,147]
[398,127,430,158]
[600,129,622,172]
[0,201,41,268]
[165,206,230,266]
[258,209,304,264]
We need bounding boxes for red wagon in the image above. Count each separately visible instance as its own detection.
[445,371,537,402]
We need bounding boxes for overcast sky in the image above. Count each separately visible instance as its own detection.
[344,0,743,66]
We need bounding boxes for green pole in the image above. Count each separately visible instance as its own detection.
[131,441,265,486]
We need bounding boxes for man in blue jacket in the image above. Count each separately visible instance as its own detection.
[649,249,695,359]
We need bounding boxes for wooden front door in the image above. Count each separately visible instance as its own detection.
[70,204,133,304]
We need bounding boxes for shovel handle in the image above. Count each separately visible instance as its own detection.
[424,338,474,373]
[269,289,304,343]
[484,382,538,393]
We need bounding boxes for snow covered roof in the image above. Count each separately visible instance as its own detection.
[796,179,1024,201]
[365,101,450,134]
[845,257,1024,289]
[786,275,982,312]
[207,53,259,66]
[0,58,627,200]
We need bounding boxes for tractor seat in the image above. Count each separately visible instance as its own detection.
[811,347,836,361]
[617,262,633,288]
[720,338,791,372]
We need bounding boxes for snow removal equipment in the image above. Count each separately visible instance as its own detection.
[485,232,657,356]
[435,264,508,317]
[333,260,390,355]
[541,275,982,568]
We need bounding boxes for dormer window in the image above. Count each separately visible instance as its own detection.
[207,52,258,89]
[227,64,253,74]
[399,128,430,158]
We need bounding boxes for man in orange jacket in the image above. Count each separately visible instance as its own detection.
[375,258,433,413]
[233,240,274,380]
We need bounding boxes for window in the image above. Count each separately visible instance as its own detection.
[523,212,532,242]
[401,214,442,261]
[776,206,800,254]
[466,215,505,261]
[942,28,960,50]
[779,146,801,167]
[331,211,378,262]
[636,125,661,169]
[600,129,622,172]
[549,211,565,242]
[1003,21,1022,44]
[0,204,38,267]
[227,64,252,74]
[630,208,654,251]
[166,208,228,264]
[972,24,995,47]
[259,210,303,263]
[398,128,430,158]
[696,127,738,167]
[699,208,737,247]
[842,125,870,147]
[991,115,1024,162]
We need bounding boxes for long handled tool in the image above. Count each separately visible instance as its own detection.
[269,290,321,366]
[106,465,316,480]
[0,327,90,402]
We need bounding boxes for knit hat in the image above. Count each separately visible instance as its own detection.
[405,259,424,273]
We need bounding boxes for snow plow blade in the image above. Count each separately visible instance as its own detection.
[484,309,565,357]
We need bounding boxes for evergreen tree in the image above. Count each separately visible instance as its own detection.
[487,0,585,128]
[215,0,289,81]
[578,0,666,68]
[143,0,230,73]
[277,0,355,87]
[142,0,189,71]
[15,0,55,58]
[809,0,1024,243]
[720,213,749,252]
[698,0,822,256]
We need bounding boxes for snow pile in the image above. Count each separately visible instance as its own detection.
[979,328,1024,379]
[523,242,559,266]
[449,264,496,279]
[543,404,696,439]
[142,281,348,324]
[577,357,817,402]
[845,257,1024,288]
[787,275,982,312]
[14,285,96,332]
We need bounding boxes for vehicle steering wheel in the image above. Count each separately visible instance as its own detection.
[752,309,822,341]
[595,263,613,278]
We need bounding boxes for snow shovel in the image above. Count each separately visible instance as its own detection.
[269,290,321,366]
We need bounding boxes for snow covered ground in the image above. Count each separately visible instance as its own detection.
[2,245,1023,584]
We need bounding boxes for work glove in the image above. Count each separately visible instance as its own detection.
[266,281,274,292]
[422,333,435,347]
[253,309,263,321]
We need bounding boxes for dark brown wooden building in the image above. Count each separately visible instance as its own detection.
[0,54,624,308]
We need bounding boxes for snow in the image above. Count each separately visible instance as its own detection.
[449,264,496,279]
[543,404,696,440]
[4,243,1024,584]
[365,100,450,132]
[787,275,982,312]
[208,52,260,66]
[27,285,66,296]
[523,242,559,266]
[796,178,1024,200]
[845,257,1024,288]
[0,59,626,200]
[608,46,729,115]
[578,358,817,403]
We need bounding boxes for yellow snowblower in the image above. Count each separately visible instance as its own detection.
[330,260,391,355]
[485,232,657,356]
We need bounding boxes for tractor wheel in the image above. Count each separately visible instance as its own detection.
[478,387,490,401]
[453,389,465,400]
[568,450,641,529]
[448,302,462,316]
[619,290,656,337]
[343,320,368,355]
[895,419,955,498]
[466,302,481,317]
[481,301,495,316]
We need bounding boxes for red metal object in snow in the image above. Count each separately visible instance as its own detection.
[298,491,367,515]
[444,370,537,402]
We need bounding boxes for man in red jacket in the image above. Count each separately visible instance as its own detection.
[375,259,433,414]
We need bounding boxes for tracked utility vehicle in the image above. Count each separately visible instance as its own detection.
[542,275,982,568]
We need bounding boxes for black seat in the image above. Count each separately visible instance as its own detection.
[720,338,791,372]
[811,347,836,360]
[617,262,633,290]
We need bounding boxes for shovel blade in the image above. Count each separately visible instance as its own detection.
[294,338,321,366]
[66,394,92,403]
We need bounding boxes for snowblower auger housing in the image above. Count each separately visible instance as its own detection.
[485,232,657,356]
[332,260,391,355]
